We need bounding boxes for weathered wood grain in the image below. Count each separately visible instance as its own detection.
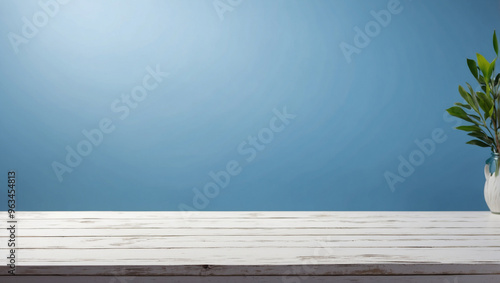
[7,235,500,249]
[6,211,497,220]
[2,275,499,283]
[5,218,500,228]
[2,275,500,283]
[0,211,499,282]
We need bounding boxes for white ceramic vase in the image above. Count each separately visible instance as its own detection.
[484,163,500,214]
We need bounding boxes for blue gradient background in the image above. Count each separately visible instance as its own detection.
[1,0,499,211]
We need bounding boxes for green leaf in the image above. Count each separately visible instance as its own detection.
[467,59,479,79]
[477,91,491,104]
[467,131,494,144]
[466,82,475,94]
[495,73,500,86]
[466,83,480,112]
[494,30,498,55]
[487,58,497,80]
[456,125,482,132]
[477,100,490,119]
[458,85,476,111]
[470,114,482,122]
[479,76,486,84]
[477,91,492,118]
[454,102,472,109]
[466,139,491,147]
[477,53,491,81]
[446,106,475,124]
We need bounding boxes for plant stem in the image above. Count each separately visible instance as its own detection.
[493,119,500,154]
[479,115,497,151]
[496,96,500,154]
[474,92,498,152]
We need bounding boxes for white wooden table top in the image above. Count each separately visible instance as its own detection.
[1,211,500,279]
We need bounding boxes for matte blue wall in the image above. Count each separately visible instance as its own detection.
[1,0,499,211]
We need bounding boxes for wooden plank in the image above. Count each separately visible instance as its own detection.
[3,227,500,237]
[5,218,500,229]
[5,247,500,265]
[8,211,494,219]
[0,211,498,279]
[4,235,500,249]
[3,263,500,276]
[1,275,500,283]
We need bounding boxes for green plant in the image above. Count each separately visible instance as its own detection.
[447,31,500,154]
